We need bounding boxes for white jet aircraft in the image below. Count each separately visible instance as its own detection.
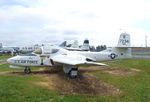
[7,33,132,78]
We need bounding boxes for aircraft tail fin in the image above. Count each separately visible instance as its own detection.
[71,40,79,48]
[113,33,132,59]
[59,41,67,47]
[81,39,90,51]
[117,33,131,47]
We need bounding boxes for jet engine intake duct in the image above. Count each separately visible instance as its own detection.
[86,58,94,62]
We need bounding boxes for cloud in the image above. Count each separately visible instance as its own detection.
[0,0,150,47]
[133,19,150,32]
[0,0,23,7]
[63,30,83,35]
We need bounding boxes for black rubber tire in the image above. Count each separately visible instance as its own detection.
[68,69,77,79]
[24,67,31,74]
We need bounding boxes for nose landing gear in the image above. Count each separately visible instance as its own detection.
[24,67,31,74]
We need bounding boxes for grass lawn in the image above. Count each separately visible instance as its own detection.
[0,54,12,60]
[0,55,150,102]
[94,59,150,102]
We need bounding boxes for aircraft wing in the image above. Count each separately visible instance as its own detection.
[51,53,107,66]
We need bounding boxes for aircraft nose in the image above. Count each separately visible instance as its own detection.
[7,57,16,64]
[7,58,12,64]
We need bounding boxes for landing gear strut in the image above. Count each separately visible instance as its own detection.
[24,67,31,74]
[63,64,78,78]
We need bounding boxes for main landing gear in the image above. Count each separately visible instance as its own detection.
[63,65,78,78]
[24,67,31,74]
[68,68,78,78]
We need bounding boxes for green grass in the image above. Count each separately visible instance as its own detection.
[0,55,150,102]
[94,59,150,102]
[0,54,12,71]
[0,64,11,71]
[0,75,96,102]
[0,75,59,102]
[0,54,12,60]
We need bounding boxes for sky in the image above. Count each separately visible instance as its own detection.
[0,0,150,47]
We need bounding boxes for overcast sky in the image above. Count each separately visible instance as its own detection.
[0,0,150,47]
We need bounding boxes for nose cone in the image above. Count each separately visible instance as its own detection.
[7,58,13,64]
[7,56,18,64]
[34,48,42,54]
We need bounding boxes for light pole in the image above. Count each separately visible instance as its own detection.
[145,35,148,47]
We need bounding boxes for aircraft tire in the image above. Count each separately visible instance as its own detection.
[24,67,31,74]
[68,68,78,79]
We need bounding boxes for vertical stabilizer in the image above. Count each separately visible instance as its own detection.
[59,41,67,47]
[81,39,90,51]
[71,40,79,48]
[117,33,131,47]
[114,33,132,59]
